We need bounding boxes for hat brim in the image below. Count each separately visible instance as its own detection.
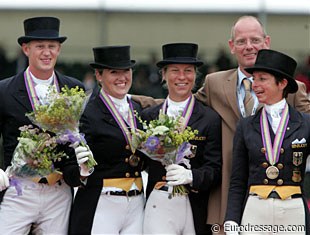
[17,36,67,45]
[89,60,136,70]
[245,66,298,93]
[157,59,204,68]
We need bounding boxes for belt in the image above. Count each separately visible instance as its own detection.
[251,191,302,199]
[104,189,142,197]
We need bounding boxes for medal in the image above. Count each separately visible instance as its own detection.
[292,152,303,166]
[266,166,279,179]
[129,154,140,167]
[292,170,302,182]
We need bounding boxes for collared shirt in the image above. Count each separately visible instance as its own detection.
[109,95,130,123]
[32,71,55,105]
[264,98,287,134]
[166,96,190,118]
[237,68,259,117]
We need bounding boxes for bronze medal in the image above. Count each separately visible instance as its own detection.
[292,170,302,182]
[129,154,140,167]
[266,166,279,179]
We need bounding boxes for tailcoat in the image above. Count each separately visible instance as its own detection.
[142,97,222,235]
[225,106,310,234]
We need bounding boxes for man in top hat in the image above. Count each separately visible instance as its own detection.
[225,49,309,235]
[69,46,147,235]
[141,43,222,235]
[0,16,91,234]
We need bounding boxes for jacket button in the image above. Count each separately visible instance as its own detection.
[263,179,269,184]
[280,148,284,154]
[261,162,269,168]
[125,145,130,150]
[277,163,283,170]
[135,171,139,176]
[125,173,130,178]
[277,179,283,185]
[162,176,166,181]
[261,148,266,154]
[125,158,129,163]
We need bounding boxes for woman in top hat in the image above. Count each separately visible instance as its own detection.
[69,46,146,235]
[141,43,222,235]
[225,49,310,235]
[0,16,88,235]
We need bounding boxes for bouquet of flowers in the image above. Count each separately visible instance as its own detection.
[26,85,97,169]
[133,110,198,196]
[6,125,67,179]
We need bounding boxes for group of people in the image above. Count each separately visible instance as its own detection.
[0,14,308,235]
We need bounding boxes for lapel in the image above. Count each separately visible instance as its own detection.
[187,98,201,126]
[11,73,33,112]
[251,105,303,140]
[223,70,240,119]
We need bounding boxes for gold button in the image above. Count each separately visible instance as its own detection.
[263,179,269,184]
[277,179,283,185]
[280,148,284,154]
[261,162,269,168]
[135,171,139,176]
[125,173,130,178]
[162,176,166,181]
[125,145,130,150]
[261,148,266,154]
[277,163,283,170]
[125,158,129,163]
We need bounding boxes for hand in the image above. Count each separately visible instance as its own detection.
[74,145,94,177]
[0,169,9,191]
[165,164,193,186]
[224,221,239,235]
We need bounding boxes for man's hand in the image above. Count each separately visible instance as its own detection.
[0,169,9,191]
[165,164,193,186]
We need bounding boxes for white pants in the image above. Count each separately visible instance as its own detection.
[0,178,72,235]
[143,189,195,235]
[91,193,145,234]
[241,195,306,235]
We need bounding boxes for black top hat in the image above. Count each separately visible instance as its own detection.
[156,43,204,68]
[17,16,67,46]
[245,49,298,93]
[90,46,136,69]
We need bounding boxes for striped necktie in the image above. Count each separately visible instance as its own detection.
[243,78,254,117]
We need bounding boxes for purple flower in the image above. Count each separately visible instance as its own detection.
[176,142,191,164]
[144,136,160,152]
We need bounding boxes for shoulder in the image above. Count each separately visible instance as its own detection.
[55,71,84,88]
[194,98,221,120]
[205,68,237,81]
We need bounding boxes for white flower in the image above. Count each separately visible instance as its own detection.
[152,125,170,136]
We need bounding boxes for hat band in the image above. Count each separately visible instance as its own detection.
[164,56,199,61]
[26,29,60,37]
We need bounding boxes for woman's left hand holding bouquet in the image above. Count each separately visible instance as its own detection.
[165,164,193,186]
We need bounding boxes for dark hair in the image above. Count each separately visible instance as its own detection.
[274,75,289,98]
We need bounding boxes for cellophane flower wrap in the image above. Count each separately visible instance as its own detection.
[6,125,67,181]
[26,85,97,169]
[132,110,198,196]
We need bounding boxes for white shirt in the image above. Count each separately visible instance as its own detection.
[264,99,287,134]
[109,95,130,123]
[32,72,54,105]
[166,96,190,118]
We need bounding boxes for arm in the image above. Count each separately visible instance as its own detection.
[194,74,211,106]
[287,80,310,114]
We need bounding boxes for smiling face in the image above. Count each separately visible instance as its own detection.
[22,40,61,79]
[96,68,132,99]
[252,71,288,105]
[162,64,196,102]
[228,17,270,76]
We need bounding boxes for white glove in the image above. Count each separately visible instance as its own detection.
[224,221,239,235]
[165,164,193,186]
[0,169,9,191]
[74,145,94,177]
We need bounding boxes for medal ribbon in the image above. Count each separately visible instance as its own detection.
[162,94,195,127]
[24,68,59,111]
[260,104,289,165]
[99,89,137,153]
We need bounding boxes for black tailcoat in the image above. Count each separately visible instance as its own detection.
[69,88,146,235]
[141,98,222,235]
[225,106,310,234]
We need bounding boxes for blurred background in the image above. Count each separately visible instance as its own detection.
[0,0,309,98]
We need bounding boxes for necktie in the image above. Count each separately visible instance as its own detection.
[243,79,254,117]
